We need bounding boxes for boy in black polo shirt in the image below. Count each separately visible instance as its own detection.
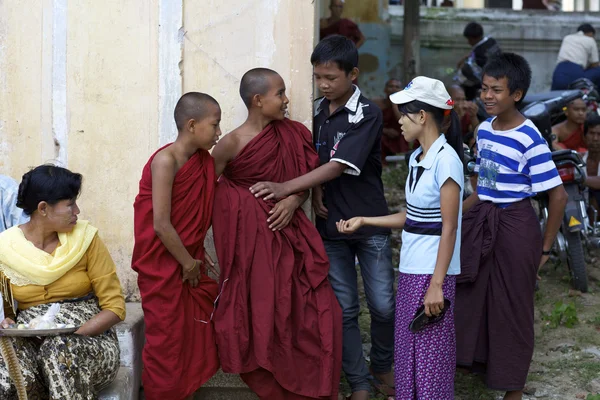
[250,35,395,400]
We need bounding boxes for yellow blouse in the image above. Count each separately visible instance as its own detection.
[4,234,126,321]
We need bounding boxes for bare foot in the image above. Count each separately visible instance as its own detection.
[504,390,523,400]
[373,370,395,388]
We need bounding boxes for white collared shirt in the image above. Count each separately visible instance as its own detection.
[400,135,463,275]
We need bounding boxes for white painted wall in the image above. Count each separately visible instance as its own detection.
[0,0,316,298]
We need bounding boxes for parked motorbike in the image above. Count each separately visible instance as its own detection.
[522,89,600,292]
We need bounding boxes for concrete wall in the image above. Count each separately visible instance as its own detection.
[358,7,600,99]
[0,0,315,299]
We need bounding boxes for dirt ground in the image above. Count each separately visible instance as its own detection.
[343,165,600,399]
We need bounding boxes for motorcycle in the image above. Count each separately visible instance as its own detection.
[522,89,600,292]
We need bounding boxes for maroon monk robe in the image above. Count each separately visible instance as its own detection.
[132,146,219,400]
[381,106,409,161]
[212,119,342,400]
[320,18,362,45]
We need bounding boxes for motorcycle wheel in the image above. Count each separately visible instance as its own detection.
[565,229,589,293]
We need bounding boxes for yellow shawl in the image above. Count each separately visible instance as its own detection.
[0,220,97,288]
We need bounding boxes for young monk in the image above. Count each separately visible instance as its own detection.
[552,97,587,152]
[132,92,222,400]
[211,68,342,400]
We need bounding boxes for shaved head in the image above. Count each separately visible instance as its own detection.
[239,68,281,108]
[174,92,219,131]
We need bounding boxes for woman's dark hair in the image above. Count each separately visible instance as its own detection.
[482,52,532,106]
[17,165,82,215]
[463,22,483,39]
[584,113,600,135]
[310,34,358,74]
[578,24,596,35]
[398,100,464,162]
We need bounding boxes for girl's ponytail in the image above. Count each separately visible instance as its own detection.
[443,109,464,162]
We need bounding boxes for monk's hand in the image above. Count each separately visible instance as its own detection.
[204,252,219,278]
[182,259,201,287]
[1,318,15,329]
[249,181,288,201]
[336,217,364,234]
[269,197,299,231]
[423,282,444,317]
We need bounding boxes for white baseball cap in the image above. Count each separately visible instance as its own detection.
[389,76,454,110]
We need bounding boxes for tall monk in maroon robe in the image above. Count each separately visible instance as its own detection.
[132,93,222,400]
[211,68,342,400]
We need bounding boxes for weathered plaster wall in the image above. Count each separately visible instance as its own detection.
[0,0,315,299]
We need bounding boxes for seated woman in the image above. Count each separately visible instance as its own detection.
[0,165,125,399]
[552,98,587,152]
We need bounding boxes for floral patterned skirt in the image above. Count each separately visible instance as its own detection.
[0,297,120,400]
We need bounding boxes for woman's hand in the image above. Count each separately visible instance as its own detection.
[336,217,364,234]
[423,282,445,317]
[1,318,15,328]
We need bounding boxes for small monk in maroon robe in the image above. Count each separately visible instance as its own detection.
[320,0,365,48]
[132,93,222,400]
[374,78,411,162]
[211,68,342,400]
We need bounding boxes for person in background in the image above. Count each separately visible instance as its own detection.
[552,24,600,90]
[583,114,600,208]
[551,97,587,152]
[320,0,365,49]
[0,174,28,232]
[447,84,480,137]
[374,78,411,162]
[458,22,501,70]
[457,22,501,100]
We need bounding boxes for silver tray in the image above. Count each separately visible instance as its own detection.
[0,327,79,337]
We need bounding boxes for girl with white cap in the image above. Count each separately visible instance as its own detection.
[337,76,463,399]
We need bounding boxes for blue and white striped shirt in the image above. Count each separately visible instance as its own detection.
[475,118,562,203]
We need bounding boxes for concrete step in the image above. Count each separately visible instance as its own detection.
[195,388,258,400]
[99,303,145,400]
[195,370,258,399]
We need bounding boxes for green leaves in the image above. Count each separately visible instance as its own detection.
[542,300,579,329]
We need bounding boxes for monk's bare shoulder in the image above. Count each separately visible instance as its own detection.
[552,120,567,136]
[151,148,178,177]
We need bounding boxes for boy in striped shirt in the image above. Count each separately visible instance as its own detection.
[456,53,568,400]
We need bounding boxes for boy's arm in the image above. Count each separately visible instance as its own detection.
[211,134,236,177]
[250,162,346,200]
[541,184,568,267]
[252,112,383,200]
[151,153,201,285]
[425,179,461,316]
